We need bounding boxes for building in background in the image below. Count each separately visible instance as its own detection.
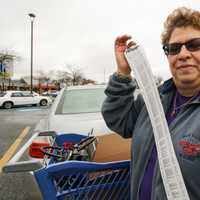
[0,54,14,91]
[0,54,14,78]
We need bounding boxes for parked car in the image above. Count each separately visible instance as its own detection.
[35,85,110,134]
[0,90,52,109]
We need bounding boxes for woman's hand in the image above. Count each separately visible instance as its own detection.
[114,35,136,75]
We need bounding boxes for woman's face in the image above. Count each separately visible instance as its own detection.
[167,26,200,89]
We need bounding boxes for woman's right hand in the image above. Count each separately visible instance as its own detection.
[114,35,136,75]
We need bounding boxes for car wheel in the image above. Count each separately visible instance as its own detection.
[40,99,47,106]
[3,102,13,109]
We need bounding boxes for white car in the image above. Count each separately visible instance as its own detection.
[0,90,52,109]
[34,85,110,135]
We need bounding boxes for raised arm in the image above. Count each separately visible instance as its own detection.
[102,35,144,138]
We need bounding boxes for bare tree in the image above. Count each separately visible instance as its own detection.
[65,64,85,86]
[56,70,72,86]
[81,78,96,85]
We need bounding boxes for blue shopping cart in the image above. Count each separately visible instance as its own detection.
[36,133,130,200]
[34,160,130,200]
[3,132,131,200]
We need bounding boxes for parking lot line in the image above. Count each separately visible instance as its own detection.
[0,126,31,173]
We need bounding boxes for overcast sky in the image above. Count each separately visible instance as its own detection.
[1,0,199,83]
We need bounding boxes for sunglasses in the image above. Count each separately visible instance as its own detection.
[163,38,200,56]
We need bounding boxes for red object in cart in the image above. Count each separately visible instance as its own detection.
[29,142,50,158]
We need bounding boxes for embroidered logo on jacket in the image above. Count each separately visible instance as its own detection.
[179,135,200,161]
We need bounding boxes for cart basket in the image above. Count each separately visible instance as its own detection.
[42,133,97,164]
[34,160,130,200]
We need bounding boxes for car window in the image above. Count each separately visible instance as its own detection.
[0,92,6,97]
[60,88,106,114]
[11,92,23,97]
[21,92,34,97]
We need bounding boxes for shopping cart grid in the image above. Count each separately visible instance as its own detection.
[34,160,130,200]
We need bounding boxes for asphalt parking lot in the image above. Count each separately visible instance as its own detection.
[0,106,50,200]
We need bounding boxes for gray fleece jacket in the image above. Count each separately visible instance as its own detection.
[101,73,200,200]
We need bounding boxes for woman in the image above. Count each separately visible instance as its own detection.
[102,7,200,200]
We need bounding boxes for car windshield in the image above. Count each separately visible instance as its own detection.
[60,88,106,114]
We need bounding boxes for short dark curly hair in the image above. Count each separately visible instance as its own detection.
[161,7,200,45]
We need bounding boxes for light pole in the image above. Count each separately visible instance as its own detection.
[28,13,36,93]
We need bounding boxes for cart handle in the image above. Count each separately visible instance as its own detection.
[2,130,57,173]
[2,160,43,173]
[38,131,57,137]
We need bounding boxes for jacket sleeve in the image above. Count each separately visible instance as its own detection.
[101,73,144,138]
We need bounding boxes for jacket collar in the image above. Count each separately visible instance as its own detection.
[159,78,176,94]
[159,78,200,104]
